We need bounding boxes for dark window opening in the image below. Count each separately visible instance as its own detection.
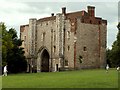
[83,47,87,51]
[63,28,65,32]
[68,46,70,51]
[24,36,26,41]
[54,46,56,53]
[56,64,59,71]
[90,20,92,24]
[43,32,45,41]
[65,59,68,66]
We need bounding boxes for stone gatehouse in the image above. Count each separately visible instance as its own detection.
[20,6,107,72]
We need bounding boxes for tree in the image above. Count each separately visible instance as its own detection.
[0,23,2,73]
[7,28,27,73]
[1,23,27,73]
[0,23,13,66]
[109,22,120,67]
[106,48,112,67]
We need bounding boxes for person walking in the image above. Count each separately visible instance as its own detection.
[106,64,109,73]
[3,65,8,76]
[117,66,119,72]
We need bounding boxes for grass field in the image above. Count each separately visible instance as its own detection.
[2,69,119,88]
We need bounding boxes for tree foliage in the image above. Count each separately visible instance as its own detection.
[0,23,13,66]
[1,23,27,73]
[107,22,120,67]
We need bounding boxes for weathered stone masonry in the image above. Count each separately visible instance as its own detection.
[20,6,107,72]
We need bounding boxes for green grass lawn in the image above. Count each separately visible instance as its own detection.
[2,69,119,88]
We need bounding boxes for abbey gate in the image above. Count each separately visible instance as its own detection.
[20,6,107,72]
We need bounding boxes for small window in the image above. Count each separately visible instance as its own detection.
[68,46,70,51]
[54,46,56,53]
[83,47,87,51]
[65,59,68,66]
[43,32,45,41]
[63,28,65,32]
[24,36,26,41]
[90,20,92,24]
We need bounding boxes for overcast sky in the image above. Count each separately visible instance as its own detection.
[0,0,119,49]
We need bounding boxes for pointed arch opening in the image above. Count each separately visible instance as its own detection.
[41,49,50,72]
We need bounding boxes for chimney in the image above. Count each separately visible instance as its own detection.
[62,7,66,14]
[87,6,95,17]
[51,13,54,16]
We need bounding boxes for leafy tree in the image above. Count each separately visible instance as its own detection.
[106,48,112,67]
[1,23,27,73]
[0,23,13,66]
[0,23,2,73]
[7,28,27,73]
[109,22,120,67]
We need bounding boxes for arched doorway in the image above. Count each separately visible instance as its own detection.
[41,49,49,72]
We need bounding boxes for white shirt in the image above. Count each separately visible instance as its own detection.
[4,66,7,72]
[106,65,109,70]
[117,67,119,71]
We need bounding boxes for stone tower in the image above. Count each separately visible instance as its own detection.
[20,6,107,72]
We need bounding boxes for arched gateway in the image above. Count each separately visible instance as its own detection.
[41,49,50,72]
[37,47,51,72]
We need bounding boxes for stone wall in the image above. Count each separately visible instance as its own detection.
[64,20,75,69]
[76,18,107,69]
[20,25,29,57]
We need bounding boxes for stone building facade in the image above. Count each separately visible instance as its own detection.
[20,6,107,72]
